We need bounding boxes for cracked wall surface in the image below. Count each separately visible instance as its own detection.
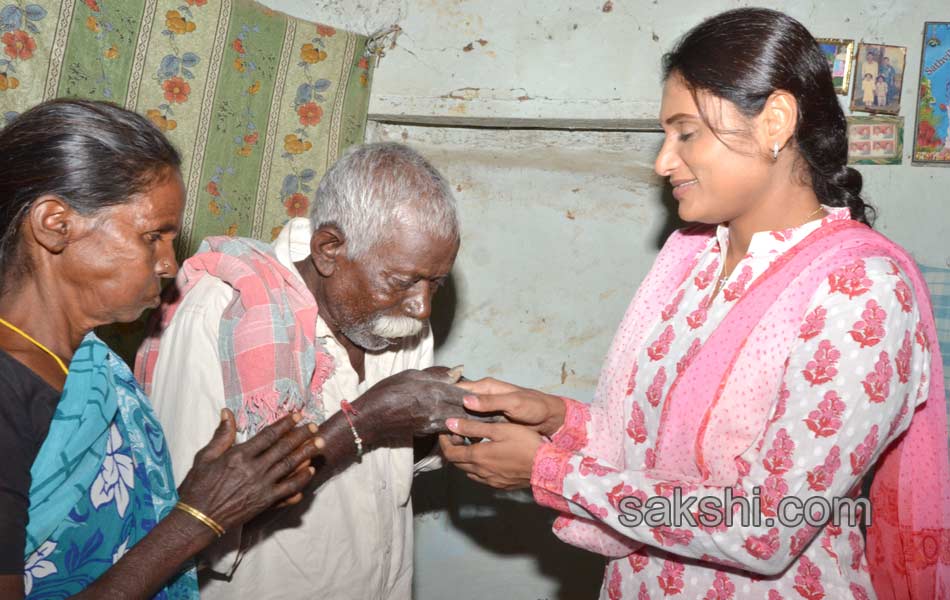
[262,0,942,125]
[366,120,669,599]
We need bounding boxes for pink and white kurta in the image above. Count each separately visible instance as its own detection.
[530,208,936,599]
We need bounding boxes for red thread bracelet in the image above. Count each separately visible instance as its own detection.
[340,400,363,461]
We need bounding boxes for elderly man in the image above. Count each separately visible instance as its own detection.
[141,143,460,600]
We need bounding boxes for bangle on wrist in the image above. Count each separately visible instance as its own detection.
[174,501,225,538]
[340,399,364,462]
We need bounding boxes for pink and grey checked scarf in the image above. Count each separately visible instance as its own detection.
[136,236,334,434]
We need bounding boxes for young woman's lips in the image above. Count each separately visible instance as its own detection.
[671,178,698,200]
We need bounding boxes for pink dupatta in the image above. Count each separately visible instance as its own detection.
[555,220,949,598]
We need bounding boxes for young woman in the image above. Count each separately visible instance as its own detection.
[441,8,948,599]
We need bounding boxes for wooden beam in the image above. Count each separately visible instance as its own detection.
[367,113,662,132]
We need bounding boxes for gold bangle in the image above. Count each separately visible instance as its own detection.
[174,501,225,538]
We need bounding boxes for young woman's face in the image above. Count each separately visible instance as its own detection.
[653,75,773,225]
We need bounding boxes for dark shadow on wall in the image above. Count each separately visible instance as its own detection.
[653,182,684,251]
[413,466,605,600]
[413,177,680,599]
[429,271,458,351]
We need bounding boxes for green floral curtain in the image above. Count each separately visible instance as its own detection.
[0,0,374,360]
[0,0,373,254]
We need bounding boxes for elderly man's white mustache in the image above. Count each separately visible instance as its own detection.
[371,315,425,339]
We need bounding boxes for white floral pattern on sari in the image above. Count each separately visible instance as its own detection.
[23,541,57,595]
[24,335,197,598]
[90,424,135,517]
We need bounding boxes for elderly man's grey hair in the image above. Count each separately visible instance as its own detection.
[310,142,459,258]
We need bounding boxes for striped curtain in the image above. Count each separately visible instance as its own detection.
[0,0,373,256]
[0,0,373,360]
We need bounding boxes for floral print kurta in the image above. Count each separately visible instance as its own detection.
[530,208,931,599]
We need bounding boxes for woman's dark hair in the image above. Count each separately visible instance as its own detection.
[662,8,875,226]
[0,99,181,287]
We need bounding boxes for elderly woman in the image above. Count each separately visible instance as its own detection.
[0,100,468,599]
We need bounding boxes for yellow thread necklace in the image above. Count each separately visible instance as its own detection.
[0,317,69,375]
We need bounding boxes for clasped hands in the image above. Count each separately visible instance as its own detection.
[438,377,567,491]
[176,369,566,539]
[354,368,566,491]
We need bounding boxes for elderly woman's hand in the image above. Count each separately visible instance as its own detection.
[176,409,324,532]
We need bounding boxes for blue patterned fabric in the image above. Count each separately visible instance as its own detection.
[919,263,950,443]
[23,334,197,598]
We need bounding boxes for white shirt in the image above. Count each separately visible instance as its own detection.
[149,218,434,600]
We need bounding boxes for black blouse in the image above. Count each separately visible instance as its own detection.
[0,349,60,573]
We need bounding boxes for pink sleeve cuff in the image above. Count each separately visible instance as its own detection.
[530,442,575,513]
[549,397,590,452]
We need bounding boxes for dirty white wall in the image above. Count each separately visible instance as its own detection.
[368,121,662,599]
[261,1,950,599]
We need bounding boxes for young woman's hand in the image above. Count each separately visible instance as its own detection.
[456,377,566,437]
[439,419,544,489]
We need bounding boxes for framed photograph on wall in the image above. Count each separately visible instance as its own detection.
[816,38,855,95]
[912,22,950,164]
[847,116,904,165]
[850,43,907,115]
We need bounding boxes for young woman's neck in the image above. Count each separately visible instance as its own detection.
[725,180,821,261]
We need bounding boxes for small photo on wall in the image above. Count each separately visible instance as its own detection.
[816,38,855,95]
[912,22,950,164]
[850,43,907,115]
[847,116,904,165]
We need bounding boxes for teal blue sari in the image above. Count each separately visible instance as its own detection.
[22,334,198,599]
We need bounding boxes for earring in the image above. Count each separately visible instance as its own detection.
[772,142,780,160]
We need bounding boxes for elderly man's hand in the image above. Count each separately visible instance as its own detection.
[355,366,495,447]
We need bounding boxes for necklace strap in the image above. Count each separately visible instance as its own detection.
[718,205,826,286]
[0,317,69,375]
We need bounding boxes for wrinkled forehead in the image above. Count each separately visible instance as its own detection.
[369,221,459,274]
[105,172,186,228]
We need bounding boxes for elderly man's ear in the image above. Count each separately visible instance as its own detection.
[309,224,346,277]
